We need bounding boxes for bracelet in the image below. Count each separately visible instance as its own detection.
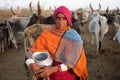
[25,59,35,67]
[60,64,68,71]
[57,65,61,72]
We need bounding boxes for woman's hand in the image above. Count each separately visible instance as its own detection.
[35,66,58,78]
[29,63,40,73]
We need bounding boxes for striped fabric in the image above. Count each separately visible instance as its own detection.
[54,29,83,68]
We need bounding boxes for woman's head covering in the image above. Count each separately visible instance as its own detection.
[53,6,72,26]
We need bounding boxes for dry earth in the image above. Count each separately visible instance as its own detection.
[0,23,120,80]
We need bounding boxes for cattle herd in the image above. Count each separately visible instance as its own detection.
[0,1,120,79]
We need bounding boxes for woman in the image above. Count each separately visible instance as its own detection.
[26,6,88,80]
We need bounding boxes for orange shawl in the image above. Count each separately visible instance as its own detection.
[30,27,88,80]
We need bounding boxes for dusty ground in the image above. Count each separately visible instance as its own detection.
[0,23,120,80]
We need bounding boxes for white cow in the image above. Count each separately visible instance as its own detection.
[89,3,109,54]
[113,13,120,44]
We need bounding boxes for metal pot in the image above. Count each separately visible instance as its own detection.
[32,51,53,66]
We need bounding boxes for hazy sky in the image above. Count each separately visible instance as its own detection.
[0,0,120,11]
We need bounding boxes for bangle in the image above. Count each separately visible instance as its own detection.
[60,64,68,71]
[57,65,61,72]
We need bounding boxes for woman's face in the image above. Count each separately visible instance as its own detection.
[55,13,68,30]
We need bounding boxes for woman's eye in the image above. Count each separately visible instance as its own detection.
[56,17,66,20]
[56,17,60,20]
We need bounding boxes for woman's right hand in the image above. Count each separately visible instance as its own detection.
[29,63,40,73]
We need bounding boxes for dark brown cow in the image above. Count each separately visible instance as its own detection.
[26,1,54,27]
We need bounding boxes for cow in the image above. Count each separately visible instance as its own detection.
[101,7,116,25]
[5,6,36,76]
[113,8,120,25]
[113,8,120,44]
[88,3,109,54]
[71,8,90,35]
[7,6,31,50]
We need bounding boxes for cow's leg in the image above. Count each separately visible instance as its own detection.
[12,39,18,50]
[95,32,99,54]
[24,56,31,77]
[7,22,18,50]
[118,35,120,44]
[113,28,119,41]
[24,37,28,55]
[78,26,85,35]
[0,43,1,53]
[24,37,34,77]
[99,31,105,50]
[91,33,95,45]
[113,32,118,41]
[2,40,4,53]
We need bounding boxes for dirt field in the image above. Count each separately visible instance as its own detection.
[0,23,120,80]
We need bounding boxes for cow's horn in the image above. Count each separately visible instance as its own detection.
[37,1,42,16]
[10,7,18,15]
[116,7,119,13]
[29,1,36,13]
[98,3,101,10]
[90,3,94,12]
[106,6,109,14]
